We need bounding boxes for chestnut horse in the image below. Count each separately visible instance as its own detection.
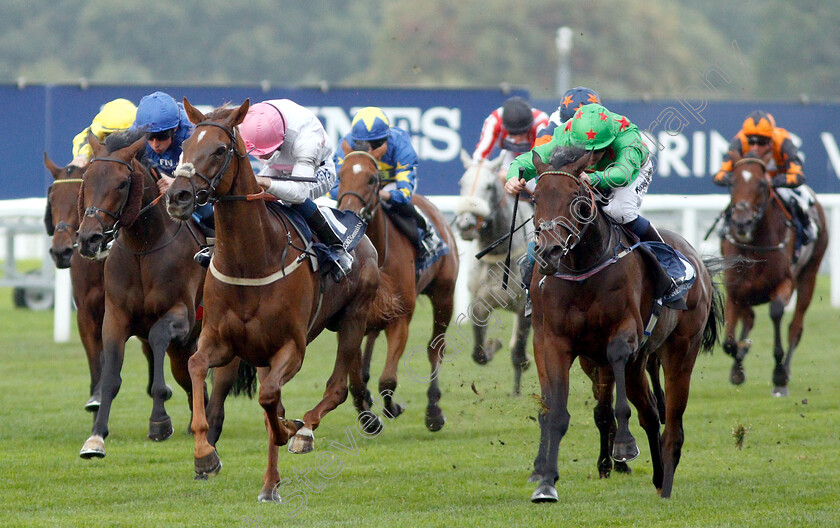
[336,141,459,431]
[720,151,827,396]
[43,154,164,417]
[528,147,721,502]
[75,129,217,458]
[165,99,387,502]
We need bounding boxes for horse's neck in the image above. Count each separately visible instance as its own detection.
[755,203,788,245]
[566,214,612,270]
[119,184,168,250]
[214,165,287,271]
[366,206,391,261]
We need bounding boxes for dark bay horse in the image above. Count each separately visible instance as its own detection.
[165,99,387,502]
[336,141,459,431]
[75,129,214,458]
[528,147,721,501]
[454,151,532,395]
[43,154,163,417]
[720,151,827,396]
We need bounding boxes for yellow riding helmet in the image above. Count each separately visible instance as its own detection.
[742,110,775,138]
[93,98,138,134]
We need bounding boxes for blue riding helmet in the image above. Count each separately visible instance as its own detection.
[135,91,181,133]
[349,107,391,142]
[559,87,601,122]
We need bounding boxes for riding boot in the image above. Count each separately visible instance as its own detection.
[624,216,683,301]
[307,208,354,282]
[793,201,818,243]
[409,202,443,258]
[519,254,536,318]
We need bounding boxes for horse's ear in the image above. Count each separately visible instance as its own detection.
[183,97,206,124]
[341,139,352,156]
[728,149,742,165]
[460,149,472,167]
[88,130,106,157]
[230,99,250,127]
[43,152,61,180]
[372,141,388,160]
[532,150,550,175]
[126,134,148,160]
[568,151,594,175]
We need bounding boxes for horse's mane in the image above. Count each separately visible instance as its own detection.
[204,103,236,121]
[104,128,147,159]
[549,145,587,168]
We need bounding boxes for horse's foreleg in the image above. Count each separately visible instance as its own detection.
[607,329,640,464]
[77,306,103,414]
[80,327,128,459]
[769,279,794,395]
[511,310,532,396]
[530,331,572,503]
[261,341,305,449]
[581,358,618,478]
[469,292,497,365]
[724,300,753,385]
[205,359,241,446]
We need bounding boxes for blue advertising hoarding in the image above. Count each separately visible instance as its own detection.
[2,83,839,200]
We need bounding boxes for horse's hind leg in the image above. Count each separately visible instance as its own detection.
[470,293,500,365]
[779,269,819,395]
[362,331,379,386]
[607,330,640,463]
[625,353,664,491]
[769,279,794,396]
[379,318,410,420]
[511,310,532,396]
[724,301,754,385]
[647,355,666,424]
[580,358,621,478]
[146,312,191,441]
[659,341,700,499]
[424,285,455,432]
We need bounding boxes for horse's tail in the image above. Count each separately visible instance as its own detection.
[700,256,728,354]
[231,359,258,398]
[368,273,408,326]
[703,254,756,276]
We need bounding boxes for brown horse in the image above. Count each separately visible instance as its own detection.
[165,99,387,502]
[43,154,166,417]
[528,146,722,501]
[75,129,213,458]
[336,142,459,431]
[720,151,827,396]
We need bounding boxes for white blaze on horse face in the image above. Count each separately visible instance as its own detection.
[195,130,207,143]
[741,170,753,183]
[352,163,363,174]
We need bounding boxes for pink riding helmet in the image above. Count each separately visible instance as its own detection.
[240,102,287,156]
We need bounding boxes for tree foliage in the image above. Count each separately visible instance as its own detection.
[0,0,837,100]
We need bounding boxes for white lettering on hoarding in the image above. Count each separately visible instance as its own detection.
[821,132,840,178]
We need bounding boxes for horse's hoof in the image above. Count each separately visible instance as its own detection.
[288,427,315,454]
[772,386,790,397]
[194,450,222,479]
[729,361,745,385]
[520,355,532,372]
[772,365,789,388]
[257,488,281,502]
[612,441,640,463]
[531,483,558,503]
[425,411,445,432]
[527,471,542,483]
[80,435,105,459]
[360,413,383,435]
[84,396,100,413]
[485,338,502,359]
[148,417,174,441]
[383,401,405,420]
[613,461,632,474]
[472,350,489,365]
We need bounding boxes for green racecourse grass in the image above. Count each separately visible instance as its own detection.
[0,278,838,528]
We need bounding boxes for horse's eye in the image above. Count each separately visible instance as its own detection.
[368,175,377,185]
[213,146,227,156]
[118,179,129,190]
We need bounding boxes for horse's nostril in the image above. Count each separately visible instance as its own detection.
[174,190,192,204]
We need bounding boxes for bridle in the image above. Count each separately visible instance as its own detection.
[177,121,247,207]
[336,150,382,223]
[725,157,789,251]
[81,157,137,243]
[534,170,598,260]
[461,160,508,233]
[47,177,84,238]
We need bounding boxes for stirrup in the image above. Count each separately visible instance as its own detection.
[194,246,213,269]
[524,291,532,318]
[330,248,354,282]
[420,232,442,256]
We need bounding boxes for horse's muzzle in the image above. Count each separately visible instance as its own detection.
[536,244,564,275]
[77,231,107,260]
[165,188,195,221]
[49,244,74,269]
[455,213,478,241]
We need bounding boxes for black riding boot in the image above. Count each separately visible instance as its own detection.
[307,208,354,282]
[409,203,443,257]
[519,255,536,318]
[793,201,818,243]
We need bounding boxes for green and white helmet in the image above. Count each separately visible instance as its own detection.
[567,103,617,150]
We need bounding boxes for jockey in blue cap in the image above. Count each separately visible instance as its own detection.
[133,91,215,255]
[333,107,443,259]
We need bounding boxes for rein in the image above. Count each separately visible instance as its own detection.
[535,170,597,259]
[336,150,383,223]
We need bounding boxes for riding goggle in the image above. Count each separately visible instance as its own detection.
[501,138,531,153]
[149,129,175,141]
[747,135,770,146]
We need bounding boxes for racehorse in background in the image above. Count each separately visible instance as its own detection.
[720,150,827,396]
[528,146,722,502]
[165,99,388,502]
[336,141,459,431]
[75,129,240,459]
[454,151,532,395]
[43,154,164,418]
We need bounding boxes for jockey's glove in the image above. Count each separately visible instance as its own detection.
[713,171,732,186]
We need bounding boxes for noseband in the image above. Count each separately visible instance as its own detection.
[48,177,85,237]
[336,150,382,222]
[535,170,597,258]
[82,157,136,241]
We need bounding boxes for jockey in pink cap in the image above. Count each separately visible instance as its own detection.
[239,99,353,281]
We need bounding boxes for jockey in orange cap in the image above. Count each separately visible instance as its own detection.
[714,110,817,243]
